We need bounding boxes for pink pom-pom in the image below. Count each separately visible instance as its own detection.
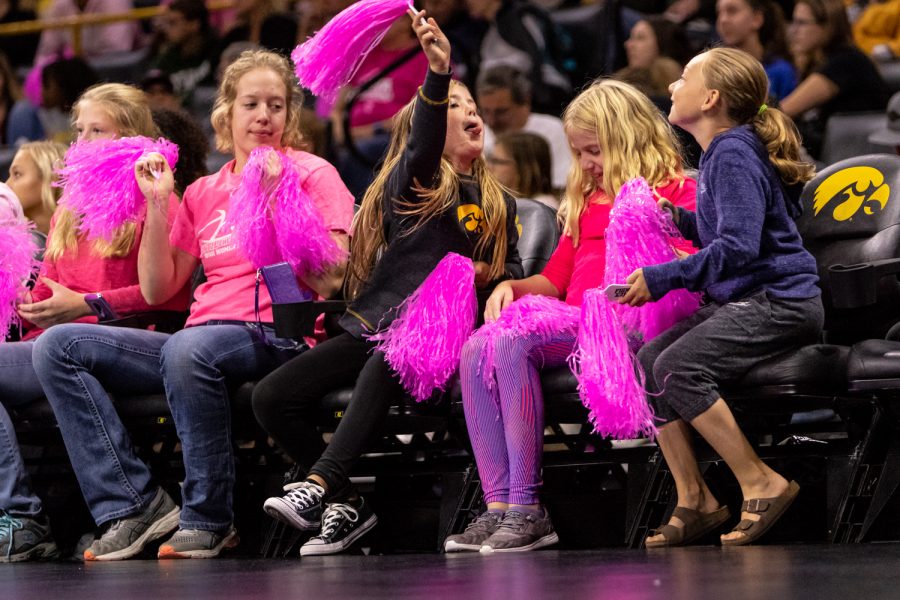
[569,288,657,439]
[292,0,411,104]
[605,177,701,348]
[56,137,179,241]
[476,294,579,389]
[368,253,477,402]
[226,146,345,272]
[0,220,38,341]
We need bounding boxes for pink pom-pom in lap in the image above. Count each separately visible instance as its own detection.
[226,146,346,274]
[368,252,477,402]
[0,219,39,342]
[56,136,179,241]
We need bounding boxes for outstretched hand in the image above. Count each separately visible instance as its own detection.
[409,8,450,74]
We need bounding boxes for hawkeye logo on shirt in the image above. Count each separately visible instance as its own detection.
[458,204,484,234]
[813,166,890,221]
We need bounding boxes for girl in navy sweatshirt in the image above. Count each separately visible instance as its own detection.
[251,10,522,556]
[621,47,823,547]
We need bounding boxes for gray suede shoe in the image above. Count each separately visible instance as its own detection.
[480,508,559,553]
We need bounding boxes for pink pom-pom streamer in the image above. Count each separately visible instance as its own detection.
[226,146,345,273]
[476,294,579,389]
[56,137,179,242]
[569,288,657,439]
[368,253,477,402]
[0,220,39,342]
[291,0,411,104]
[604,177,701,348]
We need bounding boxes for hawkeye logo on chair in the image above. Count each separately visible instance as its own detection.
[458,204,485,233]
[813,166,890,221]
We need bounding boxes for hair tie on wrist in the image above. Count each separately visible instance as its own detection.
[757,103,768,116]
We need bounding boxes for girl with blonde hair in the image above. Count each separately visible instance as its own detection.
[6,140,66,253]
[252,11,522,556]
[0,83,189,563]
[34,50,354,560]
[625,47,822,547]
[444,78,696,554]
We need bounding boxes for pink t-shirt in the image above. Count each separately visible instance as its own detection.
[171,149,354,327]
[347,45,429,128]
[23,194,190,340]
[542,177,697,307]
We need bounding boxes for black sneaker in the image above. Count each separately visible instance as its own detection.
[263,480,326,531]
[480,508,559,553]
[84,487,180,561]
[0,513,59,563]
[444,511,503,552]
[299,499,377,556]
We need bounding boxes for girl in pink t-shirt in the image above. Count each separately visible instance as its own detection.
[0,84,189,562]
[445,79,697,554]
[33,50,354,562]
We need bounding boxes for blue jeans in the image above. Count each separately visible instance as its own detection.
[33,322,303,531]
[0,340,45,517]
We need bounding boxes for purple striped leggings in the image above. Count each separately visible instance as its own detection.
[460,328,577,505]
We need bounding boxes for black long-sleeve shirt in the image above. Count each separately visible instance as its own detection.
[340,69,523,339]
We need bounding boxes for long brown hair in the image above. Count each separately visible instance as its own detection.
[700,48,815,186]
[45,84,160,261]
[792,0,853,78]
[346,80,510,300]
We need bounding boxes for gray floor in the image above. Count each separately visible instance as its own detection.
[2,544,899,599]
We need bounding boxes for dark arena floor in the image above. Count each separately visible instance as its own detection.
[4,544,900,600]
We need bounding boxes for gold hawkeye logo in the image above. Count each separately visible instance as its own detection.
[813,166,890,221]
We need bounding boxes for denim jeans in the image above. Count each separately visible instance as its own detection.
[0,340,45,517]
[33,322,303,531]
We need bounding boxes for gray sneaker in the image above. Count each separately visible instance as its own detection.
[263,480,326,531]
[157,526,239,559]
[0,514,59,563]
[444,511,503,552]
[480,508,559,553]
[84,487,180,561]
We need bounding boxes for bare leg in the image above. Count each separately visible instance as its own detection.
[644,419,722,546]
[689,399,789,543]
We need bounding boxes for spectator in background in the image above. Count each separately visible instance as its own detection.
[0,0,39,69]
[424,0,487,86]
[327,15,430,199]
[219,0,297,59]
[150,0,219,106]
[38,57,100,143]
[781,0,889,158]
[5,141,66,254]
[853,0,900,62]
[477,65,571,191]
[0,53,36,146]
[488,131,558,210]
[150,107,209,195]
[141,70,183,111]
[465,0,572,114]
[36,0,139,61]
[717,0,797,101]
[614,16,691,99]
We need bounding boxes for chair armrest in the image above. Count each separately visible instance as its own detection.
[101,310,188,334]
[272,300,348,339]
[829,258,900,308]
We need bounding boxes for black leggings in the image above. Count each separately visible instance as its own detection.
[251,332,403,499]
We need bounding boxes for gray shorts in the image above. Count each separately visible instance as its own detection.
[636,291,825,424]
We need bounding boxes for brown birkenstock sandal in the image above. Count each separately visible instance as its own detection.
[721,480,800,547]
[644,505,732,548]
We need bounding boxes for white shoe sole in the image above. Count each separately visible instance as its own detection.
[158,528,240,559]
[300,514,378,556]
[263,497,321,531]
[86,506,181,561]
[444,539,482,552]
[480,532,559,554]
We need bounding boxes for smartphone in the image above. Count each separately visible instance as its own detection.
[84,293,119,321]
[261,262,313,304]
[603,284,631,301]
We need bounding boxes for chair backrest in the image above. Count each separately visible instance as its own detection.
[820,112,886,166]
[515,198,561,277]
[797,153,900,342]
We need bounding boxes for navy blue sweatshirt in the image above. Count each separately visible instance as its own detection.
[643,125,819,304]
[340,69,523,338]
